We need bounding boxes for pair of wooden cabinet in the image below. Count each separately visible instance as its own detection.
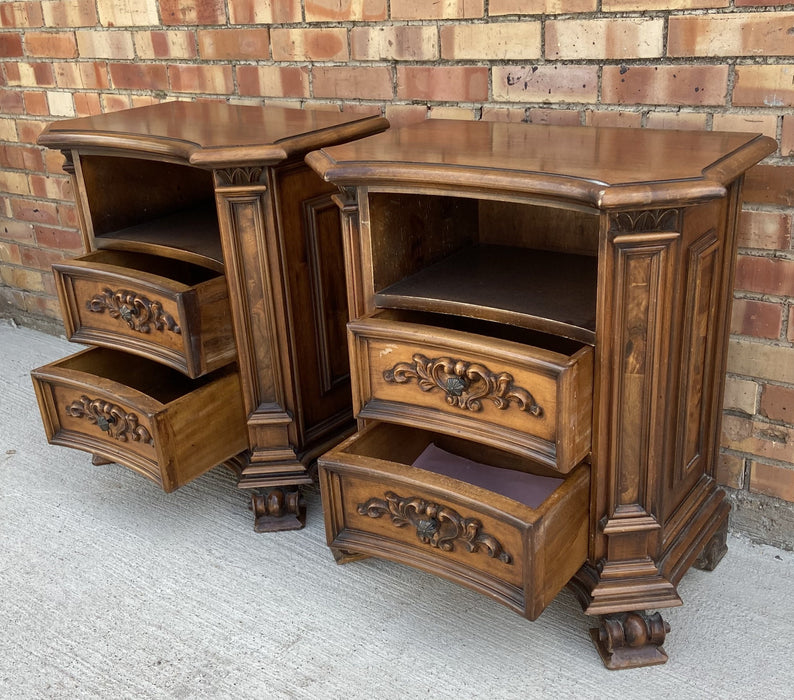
[31,103,774,669]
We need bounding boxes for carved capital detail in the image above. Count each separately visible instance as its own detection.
[87,288,181,335]
[383,353,542,416]
[66,395,154,446]
[610,209,680,233]
[357,491,513,564]
[214,167,268,187]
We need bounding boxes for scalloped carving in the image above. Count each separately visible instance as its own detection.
[215,167,268,187]
[65,395,154,446]
[86,288,181,335]
[610,209,680,233]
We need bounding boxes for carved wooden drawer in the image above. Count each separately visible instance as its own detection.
[53,250,235,378]
[348,310,593,473]
[30,347,247,492]
[319,422,590,620]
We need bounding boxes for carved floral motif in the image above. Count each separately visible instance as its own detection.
[65,395,154,446]
[214,167,267,187]
[357,491,512,564]
[87,288,181,335]
[383,353,542,416]
[610,209,680,233]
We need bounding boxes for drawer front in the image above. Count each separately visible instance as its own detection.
[53,251,236,378]
[349,315,593,473]
[319,423,590,620]
[31,348,247,492]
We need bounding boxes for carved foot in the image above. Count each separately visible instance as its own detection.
[590,611,670,670]
[91,454,113,466]
[249,488,306,532]
[694,518,729,571]
[331,547,370,564]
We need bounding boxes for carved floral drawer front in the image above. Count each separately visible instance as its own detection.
[31,347,247,492]
[318,422,590,620]
[53,250,236,379]
[348,312,593,473]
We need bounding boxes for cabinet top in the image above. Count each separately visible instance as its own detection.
[306,120,776,209]
[38,101,389,168]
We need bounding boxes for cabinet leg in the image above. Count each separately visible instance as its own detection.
[694,517,729,571]
[91,454,113,466]
[331,547,370,564]
[249,487,306,533]
[590,611,670,670]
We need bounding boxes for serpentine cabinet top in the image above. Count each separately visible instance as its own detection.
[306,119,776,210]
[37,101,389,168]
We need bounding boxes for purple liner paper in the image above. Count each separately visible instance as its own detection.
[412,443,564,510]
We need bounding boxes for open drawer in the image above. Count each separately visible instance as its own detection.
[319,422,590,620]
[31,347,247,492]
[53,250,236,378]
[348,310,593,473]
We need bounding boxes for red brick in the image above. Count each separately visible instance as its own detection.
[731,298,783,339]
[57,203,79,230]
[97,0,158,26]
[493,65,598,103]
[4,61,55,87]
[526,108,582,126]
[24,91,50,116]
[547,18,663,60]
[715,452,745,490]
[0,33,23,57]
[42,0,98,27]
[237,65,309,99]
[712,113,778,140]
[168,65,234,95]
[604,0,726,7]
[21,246,68,271]
[481,107,528,123]
[0,90,24,113]
[198,29,270,60]
[102,94,132,112]
[135,31,198,60]
[306,0,387,21]
[29,173,72,200]
[271,28,348,61]
[53,61,110,90]
[743,165,794,206]
[1,2,44,27]
[429,106,476,121]
[18,119,52,145]
[25,32,78,59]
[735,255,794,297]
[0,265,48,294]
[398,66,488,102]
[0,170,29,196]
[9,197,59,225]
[352,25,438,61]
[491,0,596,13]
[722,414,794,465]
[110,63,168,91]
[738,210,791,250]
[228,0,300,23]
[441,22,541,60]
[314,66,393,100]
[735,0,790,5]
[159,0,225,25]
[749,461,794,502]
[584,110,642,128]
[789,307,794,343]
[34,226,83,253]
[0,144,44,171]
[760,384,794,425]
[76,30,135,59]
[734,65,794,107]
[645,111,708,130]
[1,217,35,244]
[669,13,794,57]
[384,104,428,128]
[603,65,728,106]
[44,149,67,173]
[391,0,483,19]
[0,241,22,266]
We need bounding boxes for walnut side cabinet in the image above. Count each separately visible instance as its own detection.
[307,120,775,668]
[31,101,387,530]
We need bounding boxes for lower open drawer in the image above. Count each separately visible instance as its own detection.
[31,347,248,492]
[318,422,589,620]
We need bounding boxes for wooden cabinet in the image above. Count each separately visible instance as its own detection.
[307,120,775,668]
[32,101,387,525]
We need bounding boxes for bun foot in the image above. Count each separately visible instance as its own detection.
[249,487,306,532]
[590,611,670,670]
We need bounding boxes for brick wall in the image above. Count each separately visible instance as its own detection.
[1,1,793,531]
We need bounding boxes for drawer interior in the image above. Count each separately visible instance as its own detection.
[76,250,221,286]
[55,348,220,403]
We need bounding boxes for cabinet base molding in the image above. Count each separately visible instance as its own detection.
[590,611,670,670]
[693,517,729,571]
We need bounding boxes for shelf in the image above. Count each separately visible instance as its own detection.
[94,205,224,273]
[375,246,597,344]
